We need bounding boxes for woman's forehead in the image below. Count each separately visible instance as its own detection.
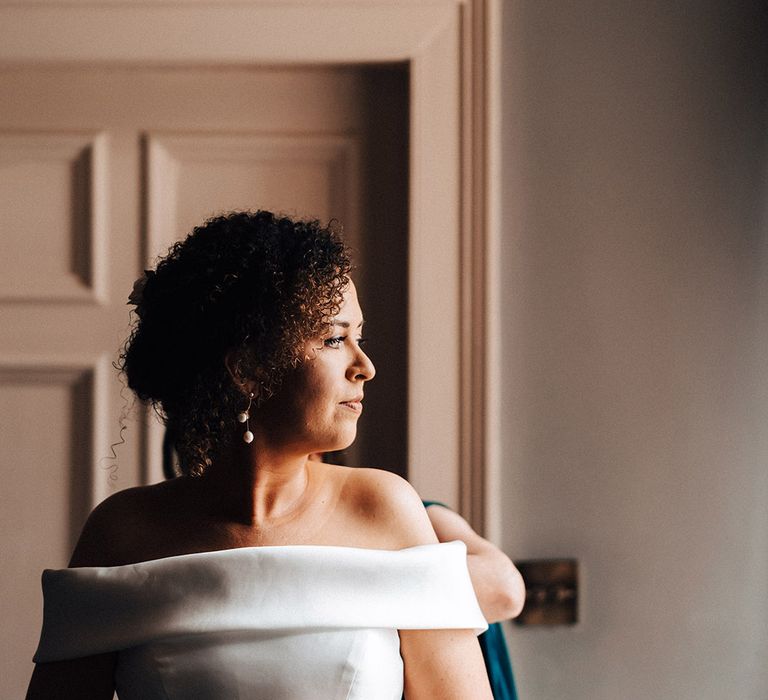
[335,281,363,322]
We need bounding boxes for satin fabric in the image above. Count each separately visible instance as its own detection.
[34,541,487,700]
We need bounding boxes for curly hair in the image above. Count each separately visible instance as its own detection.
[119,210,351,476]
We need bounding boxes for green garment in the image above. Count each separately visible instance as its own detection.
[422,501,519,700]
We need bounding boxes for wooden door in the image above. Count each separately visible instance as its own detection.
[0,64,408,698]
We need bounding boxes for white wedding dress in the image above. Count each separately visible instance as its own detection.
[33,541,487,699]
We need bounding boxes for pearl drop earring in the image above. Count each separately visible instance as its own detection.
[238,391,254,444]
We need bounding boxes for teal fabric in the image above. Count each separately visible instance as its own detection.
[477,622,519,700]
[422,501,519,700]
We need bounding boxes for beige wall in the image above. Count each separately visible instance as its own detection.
[499,1,768,698]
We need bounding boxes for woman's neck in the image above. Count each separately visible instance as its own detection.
[197,439,315,527]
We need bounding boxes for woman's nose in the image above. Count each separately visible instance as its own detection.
[349,347,376,381]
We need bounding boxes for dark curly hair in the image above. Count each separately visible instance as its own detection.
[119,210,351,476]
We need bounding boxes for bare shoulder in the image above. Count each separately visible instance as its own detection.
[335,466,438,549]
[69,480,181,568]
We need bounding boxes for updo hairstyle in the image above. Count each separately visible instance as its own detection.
[120,210,351,476]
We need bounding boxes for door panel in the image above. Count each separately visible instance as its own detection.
[0,132,107,302]
[147,133,359,263]
[0,365,94,686]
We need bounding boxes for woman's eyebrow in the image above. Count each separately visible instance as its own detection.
[332,319,365,329]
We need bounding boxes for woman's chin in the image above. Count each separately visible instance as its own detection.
[317,430,357,455]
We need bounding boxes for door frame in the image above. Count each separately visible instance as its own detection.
[0,0,501,533]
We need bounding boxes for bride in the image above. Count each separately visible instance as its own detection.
[26,210,492,699]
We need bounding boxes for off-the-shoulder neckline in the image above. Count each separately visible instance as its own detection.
[60,540,465,573]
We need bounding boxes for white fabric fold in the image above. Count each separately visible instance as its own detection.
[34,540,487,664]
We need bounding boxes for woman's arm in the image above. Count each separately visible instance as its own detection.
[399,628,492,699]
[350,469,493,699]
[425,504,525,623]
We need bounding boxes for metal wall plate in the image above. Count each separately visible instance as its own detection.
[514,559,578,626]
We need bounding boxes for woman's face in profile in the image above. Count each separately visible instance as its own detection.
[256,281,376,454]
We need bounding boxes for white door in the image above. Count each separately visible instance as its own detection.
[0,64,408,698]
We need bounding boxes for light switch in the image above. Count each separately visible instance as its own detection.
[513,559,578,626]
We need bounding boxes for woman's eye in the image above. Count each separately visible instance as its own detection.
[322,336,369,349]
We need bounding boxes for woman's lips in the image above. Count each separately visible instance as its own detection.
[339,400,363,414]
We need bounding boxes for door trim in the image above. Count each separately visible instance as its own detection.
[0,0,500,533]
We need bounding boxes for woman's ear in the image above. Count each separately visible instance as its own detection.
[224,350,256,396]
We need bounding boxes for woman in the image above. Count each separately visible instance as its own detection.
[27,211,492,699]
